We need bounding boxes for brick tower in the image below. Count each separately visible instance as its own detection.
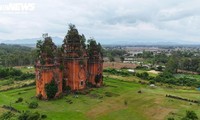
[87,40,103,87]
[62,25,88,90]
[35,36,63,99]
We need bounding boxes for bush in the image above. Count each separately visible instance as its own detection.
[41,114,47,119]
[95,74,102,84]
[0,67,23,79]
[29,101,38,109]
[103,68,131,76]
[0,111,14,120]
[18,111,40,120]
[149,80,155,84]
[182,111,198,120]
[16,97,23,103]
[136,72,149,79]
[15,73,35,81]
[45,79,58,99]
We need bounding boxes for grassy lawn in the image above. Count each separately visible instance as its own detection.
[0,76,200,120]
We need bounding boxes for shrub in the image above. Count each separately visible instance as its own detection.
[15,73,35,81]
[29,101,38,109]
[41,114,47,119]
[95,74,102,84]
[45,79,58,99]
[149,80,155,84]
[18,111,41,120]
[182,110,198,120]
[16,97,23,103]
[0,111,14,120]
[136,72,149,79]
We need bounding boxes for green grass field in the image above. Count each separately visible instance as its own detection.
[0,75,200,120]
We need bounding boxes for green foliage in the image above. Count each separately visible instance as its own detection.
[80,34,86,49]
[65,24,80,42]
[136,72,149,79]
[0,44,36,67]
[36,36,57,64]
[103,48,127,60]
[0,67,22,79]
[120,56,124,62]
[45,79,58,99]
[165,56,178,74]
[29,101,38,109]
[87,38,103,58]
[95,74,102,84]
[149,80,155,84]
[108,56,115,62]
[154,72,200,87]
[103,68,131,76]
[15,73,35,81]
[16,97,23,103]
[181,111,198,120]
[0,111,14,120]
[157,65,163,71]
[41,114,47,119]
[18,111,41,120]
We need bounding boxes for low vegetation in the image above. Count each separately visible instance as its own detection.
[0,75,199,120]
[0,43,36,67]
[0,67,34,80]
[45,79,58,99]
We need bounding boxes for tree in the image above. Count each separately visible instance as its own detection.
[120,56,124,62]
[165,56,178,74]
[109,56,115,62]
[80,34,86,49]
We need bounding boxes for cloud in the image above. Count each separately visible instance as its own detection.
[0,0,200,44]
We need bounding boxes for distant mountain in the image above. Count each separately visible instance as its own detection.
[1,37,199,47]
[0,36,63,46]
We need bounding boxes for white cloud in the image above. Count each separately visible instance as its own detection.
[0,0,200,44]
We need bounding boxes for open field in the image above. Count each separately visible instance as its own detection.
[0,75,200,120]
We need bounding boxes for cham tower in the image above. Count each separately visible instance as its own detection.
[62,24,88,91]
[35,36,63,99]
[87,39,103,87]
[35,24,103,99]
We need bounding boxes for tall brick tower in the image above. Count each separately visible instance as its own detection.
[87,40,103,87]
[62,24,88,90]
[35,36,63,99]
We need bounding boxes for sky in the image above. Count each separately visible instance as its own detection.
[0,0,200,44]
